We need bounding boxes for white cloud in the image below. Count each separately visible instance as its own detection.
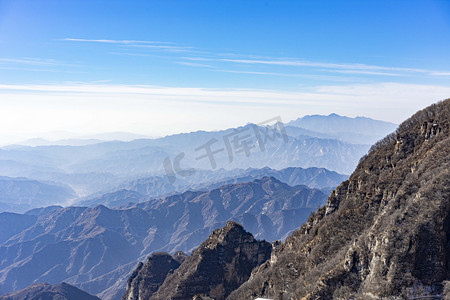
[63,38,173,44]
[0,58,59,65]
[0,82,448,145]
[183,57,450,77]
[64,38,197,53]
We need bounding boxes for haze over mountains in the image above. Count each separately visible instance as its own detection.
[0,177,76,213]
[77,166,346,208]
[0,177,328,299]
[0,113,402,299]
[117,99,450,299]
[0,114,395,213]
[287,113,397,144]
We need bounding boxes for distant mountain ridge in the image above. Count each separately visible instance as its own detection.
[77,166,347,208]
[0,282,100,300]
[287,113,397,144]
[0,177,76,213]
[0,113,388,201]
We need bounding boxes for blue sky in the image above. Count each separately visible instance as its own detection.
[0,0,450,143]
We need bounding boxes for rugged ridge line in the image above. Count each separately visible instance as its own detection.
[227,99,450,299]
[124,221,272,300]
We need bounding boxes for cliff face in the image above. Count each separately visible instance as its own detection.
[123,221,272,300]
[122,252,185,300]
[228,99,450,299]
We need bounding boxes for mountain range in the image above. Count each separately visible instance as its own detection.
[0,114,395,202]
[107,99,450,299]
[287,113,397,144]
[77,166,347,208]
[0,113,400,299]
[0,176,327,299]
[0,177,76,213]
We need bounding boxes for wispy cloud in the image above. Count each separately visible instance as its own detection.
[176,61,215,68]
[0,82,448,144]
[64,38,198,53]
[0,57,84,74]
[181,56,450,77]
[217,58,426,73]
[429,72,450,76]
[61,38,450,78]
[326,69,402,76]
[0,58,59,66]
[63,38,173,44]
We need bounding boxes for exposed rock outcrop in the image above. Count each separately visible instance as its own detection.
[123,221,272,300]
[122,252,184,300]
[227,99,450,299]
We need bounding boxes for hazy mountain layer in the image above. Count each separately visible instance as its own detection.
[0,177,76,213]
[78,166,347,208]
[287,113,397,144]
[0,177,327,299]
[0,114,380,199]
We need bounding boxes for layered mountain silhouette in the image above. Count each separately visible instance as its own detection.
[117,99,449,299]
[0,282,100,300]
[78,166,346,208]
[0,177,327,299]
[0,114,389,201]
[0,177,76,213]
[287,113,397,144]
[123,221,272,300]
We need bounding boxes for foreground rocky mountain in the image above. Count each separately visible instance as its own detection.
[123,221,272,300]
[225,100,450,299]
[0,177,327,299]
[122,252,186,300]
[0,282,100,300]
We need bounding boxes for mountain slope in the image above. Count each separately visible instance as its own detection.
[0,282,100,300]
[0,177,327,299]
[0,212,37,243]
[228,99,450,299]
[122,252,186,300]
[82,166,346,207]
[124,221,272,300]
[0,177,76,213]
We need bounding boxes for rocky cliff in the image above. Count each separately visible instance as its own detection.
[122,252,185,300]
[227,99,450,299]
[123,221,272,300]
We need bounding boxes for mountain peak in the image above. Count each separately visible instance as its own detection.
[130,221,272,300]
[228,99,450,299]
